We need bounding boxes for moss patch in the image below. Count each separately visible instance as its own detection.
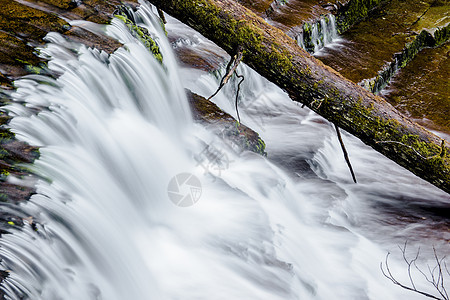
[336,0,386,33]
[114,5,163,63]
[0,0,70,41]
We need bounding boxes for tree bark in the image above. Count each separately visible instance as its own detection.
[149,0,450,194]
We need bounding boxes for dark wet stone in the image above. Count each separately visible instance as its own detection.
[187,90,267,156]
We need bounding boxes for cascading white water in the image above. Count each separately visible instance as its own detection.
[298,14,340,54]
[1,2,449,300]
[320,15,338,47]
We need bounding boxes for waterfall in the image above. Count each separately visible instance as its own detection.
[0,2,448,300]
[298,14,339,54]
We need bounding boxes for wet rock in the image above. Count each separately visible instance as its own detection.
[0,0,70,40]
[383,42,450,135]
[187,91,267,156]
[0,113,38,238]
[319,0,448,83]
[64,26,123,54]
[38,0,78,9]
[174,47,227,72]
[234,0,274,14]
[167,21,228,72]
[359,28,438,93]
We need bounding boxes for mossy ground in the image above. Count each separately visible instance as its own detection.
[336,0,385,33]
[0,0,138,86]
[317,0,449,139]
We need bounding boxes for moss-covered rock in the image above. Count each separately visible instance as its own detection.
[360,23,450,94]
[336,0,386,33]
[383,42,450,134]
[187,90,267,156]
[0,0,70,40]
[114,5,164,63]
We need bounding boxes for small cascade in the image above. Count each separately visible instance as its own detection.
[297,14,338,54]
[268,0,289,11]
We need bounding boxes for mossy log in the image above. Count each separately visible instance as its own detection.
[149,0,450,193]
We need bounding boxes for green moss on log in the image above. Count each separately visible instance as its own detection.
[321,95,450,188]
[171,0,294,75]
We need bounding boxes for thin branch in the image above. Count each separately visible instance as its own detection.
[208,47,244,101]
[381,252,443,300]
[382,243,449,300]
[234,71,244,123]
[433,247,448,299]
[335,124,357,183]
[399,241,420,289]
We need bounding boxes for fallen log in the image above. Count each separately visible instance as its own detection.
[149,0,450,194]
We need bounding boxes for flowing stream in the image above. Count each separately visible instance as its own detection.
[0,3,449,299]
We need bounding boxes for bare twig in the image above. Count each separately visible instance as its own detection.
[399,241,420,289]
[234,71,244,123]
[381,243,449,300]
[208,46,244,101]
[334,124,357,183]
